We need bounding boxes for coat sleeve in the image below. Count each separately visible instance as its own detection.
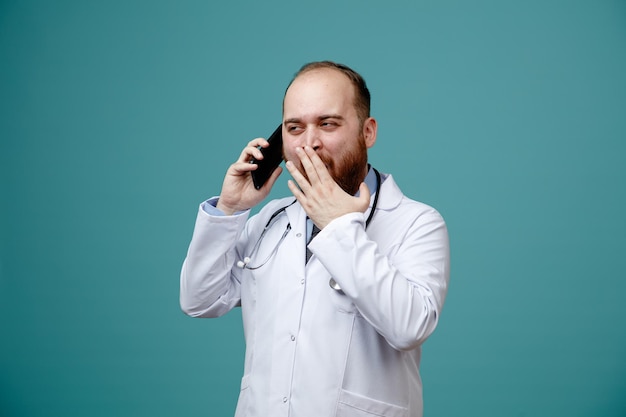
[179,204,249,318]
[309,205,450,351]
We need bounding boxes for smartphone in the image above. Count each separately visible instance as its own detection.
[250,124,283,190]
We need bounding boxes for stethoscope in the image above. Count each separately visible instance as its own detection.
[237,168,382,291]
[236,199,297,269]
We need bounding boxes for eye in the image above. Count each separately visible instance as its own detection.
[321,121,338,129]
[287,124,303,134]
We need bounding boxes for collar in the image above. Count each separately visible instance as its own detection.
[357,165,380,197]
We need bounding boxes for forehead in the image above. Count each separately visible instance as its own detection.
[283,69,357,119]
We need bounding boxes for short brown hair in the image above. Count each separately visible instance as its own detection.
[285,61,371,124]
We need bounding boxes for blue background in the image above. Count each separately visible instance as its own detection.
[1,1,625,416]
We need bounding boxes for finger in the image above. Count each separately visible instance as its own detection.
[295,146,321,184]
[303,146,332,182]
[358,182,371,202]
[287,178,306,203]
[240,138,269,163]
[285,160,311,192]
[357,182,372,212]
[246,137,269,148]
[230,160,260,175]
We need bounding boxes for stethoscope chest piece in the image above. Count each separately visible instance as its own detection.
[329,278,343,293]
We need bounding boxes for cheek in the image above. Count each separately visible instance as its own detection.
[282,144,296,161]
[282,145,303,171]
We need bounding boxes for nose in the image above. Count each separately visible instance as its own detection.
[303,127,322,151]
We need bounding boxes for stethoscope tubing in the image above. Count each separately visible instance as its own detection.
[236,200,296,270]
[237,169,381,285]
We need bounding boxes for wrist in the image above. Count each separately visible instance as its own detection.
[216,200,238,216]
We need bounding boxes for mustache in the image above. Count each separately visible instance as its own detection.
[293,152,367,195]
[289,151,333,174]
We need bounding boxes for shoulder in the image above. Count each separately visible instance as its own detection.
[379,174,446,225]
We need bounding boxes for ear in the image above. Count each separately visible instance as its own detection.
[362,117,377,148]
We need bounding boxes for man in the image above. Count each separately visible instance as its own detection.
[180,61,450,417]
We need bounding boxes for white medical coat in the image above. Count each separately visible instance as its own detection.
[180,173,450,417]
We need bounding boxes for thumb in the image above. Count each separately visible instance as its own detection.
[357,182,371,212]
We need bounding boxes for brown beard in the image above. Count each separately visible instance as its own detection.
[287,133,369,195]
[321,136,368,195]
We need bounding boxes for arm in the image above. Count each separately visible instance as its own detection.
[286,144,449,350]
[179,203,249,317]
[180,135,283,317]
[310,208,450,351]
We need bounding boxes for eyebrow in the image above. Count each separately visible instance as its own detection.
[284,114,345,124]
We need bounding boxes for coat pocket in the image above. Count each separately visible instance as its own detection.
[336,389,408,417]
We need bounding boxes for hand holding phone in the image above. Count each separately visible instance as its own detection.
[250,124,283,190]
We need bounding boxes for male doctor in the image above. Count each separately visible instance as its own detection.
[180,61,450,417]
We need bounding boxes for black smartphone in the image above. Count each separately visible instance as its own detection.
[250,124,283,190]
